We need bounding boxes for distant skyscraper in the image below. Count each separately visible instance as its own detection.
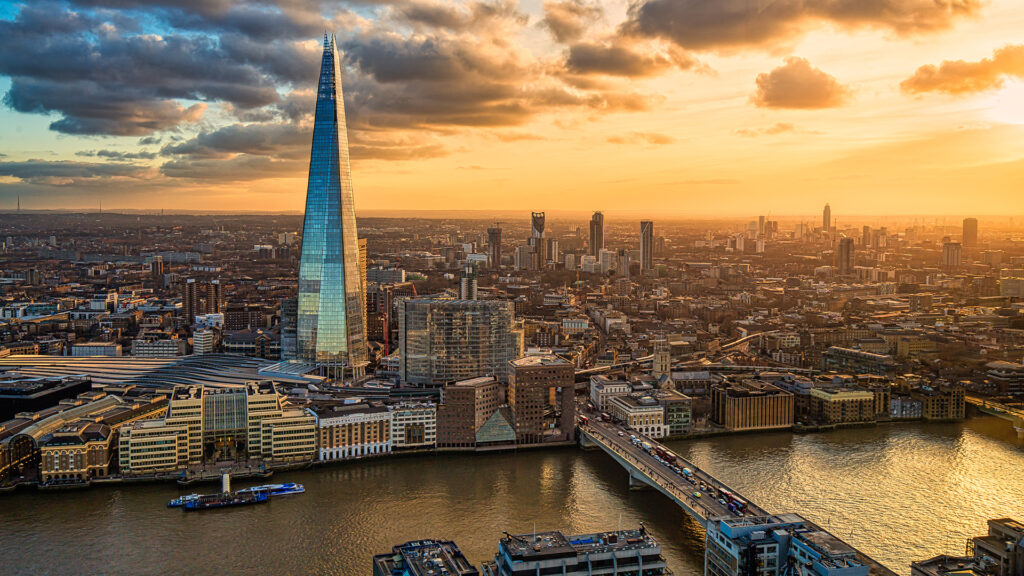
[487,227,502,269]
[529,212,546,268]
[862,225,871,248]
[640,220,654,272]
[459,264,478,300]
[182,278,221,325]
[758,215,765,236]
[942,241,963,270]
[297,34,367,370]
[589,211,604,257]
[963,217,978,248]
[837,237,854,275]
[822,203,831,231]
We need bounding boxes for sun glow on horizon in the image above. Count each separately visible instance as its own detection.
[986,81,1024,125]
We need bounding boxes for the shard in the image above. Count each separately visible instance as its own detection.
[297,34,367,371]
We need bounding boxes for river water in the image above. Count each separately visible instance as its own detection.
[2,416,1022,576]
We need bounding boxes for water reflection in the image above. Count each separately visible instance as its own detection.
[0,417,1019,576]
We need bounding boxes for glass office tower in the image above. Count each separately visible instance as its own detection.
[297,34,367,370]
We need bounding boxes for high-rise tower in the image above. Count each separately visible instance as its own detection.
[963,217,978,248]
[640,220,654,272]
[297,34,367,371]
[822,203,831,231]
[589,211,604,257]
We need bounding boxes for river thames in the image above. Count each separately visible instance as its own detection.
[2,416,1022,576]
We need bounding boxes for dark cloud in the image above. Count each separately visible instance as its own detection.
[76,149,159,160]
[541,0,603,43]
[752,58,849,109]
[161,123,309,159]
[565,42,697,77]
[901,44,1024,95]
[623,0,981,52]
[0,159,154,186]
[606,132,674,145]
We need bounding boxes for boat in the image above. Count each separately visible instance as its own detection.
[237,482,305,497]
[168,494,201,508]
[182,490,269,511]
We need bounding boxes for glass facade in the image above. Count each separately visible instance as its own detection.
[398,298,523,386]
[297,34,367,366]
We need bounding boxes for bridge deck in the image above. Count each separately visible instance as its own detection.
[580,419,897,576]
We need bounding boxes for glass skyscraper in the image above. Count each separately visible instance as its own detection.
[297,34,367,369]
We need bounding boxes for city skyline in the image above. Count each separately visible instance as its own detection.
[0,1,1023,215]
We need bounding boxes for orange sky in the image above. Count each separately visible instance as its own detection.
[1,0,1023,216]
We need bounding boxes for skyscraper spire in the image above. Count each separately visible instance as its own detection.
[296,33,367,374]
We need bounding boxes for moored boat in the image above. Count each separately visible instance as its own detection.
[237,482,305,497]
[182,490,269,511]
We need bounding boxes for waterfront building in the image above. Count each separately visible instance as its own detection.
[482,527,669,576]
[589,375,629,411]
[640,220,654,272]
[985,361,1024,395]
[296,35,367,373]
[589,211,604,257]
[809,387,876,425]
[373,539,478,576]
[890,395,924,419]
[118,382,315,473]
[658,389,693,436]
[436,376,506,448]
[911,384,965,421]
[388,401,436,449]
[706,514,869,576]
[313,402,391,461]
[398,298,522,387]
[507,355,575,444]
[711,380,794,432]
[821,347,897,376]
[40,422,113,483]
[911,555,989,576]
[968,518,1023,576]
[608,394,666,438]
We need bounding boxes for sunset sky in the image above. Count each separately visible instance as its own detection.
[0,0,1023,216]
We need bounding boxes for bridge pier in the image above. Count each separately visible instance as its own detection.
[579,432,599,451]
[628,469,656,491]
[1015,425,1024,441]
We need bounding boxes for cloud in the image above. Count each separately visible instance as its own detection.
[752,58,849,109]
[734,122,822,137]
[606,132,675,145]
[0,159,154,186]
[76,149,159,160]
[565,42,697,77]
[541,0,603,43]
[900,44,1024,95]
[622,0,981,52]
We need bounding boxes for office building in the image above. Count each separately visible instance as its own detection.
[507,355,574,444]
[192,329,215,355]
[131,333,187,358]
[706,514,869,576]
[809,388,876,424]
[373,539,478,576]
[296,35,367,372]
[598,249,616,274]
[589,375,629,411]
[837,237,855,275]
[436,376,507,448]
[589,211,604,257]
[821,346,897,376]
[71,342,122,357]
[118,382,315,473]
[942,241,963,270]
[182,279,222,324]
[388,402,437,449]
[487,227,502,269]
[640,220,654,272]
[822,203,831,231]
[659,389,693,436]
[608,394,666,437]
[0,375,94,421]
[711,380,794,432]
[911,384,965,421]
[313,402,391,461]
[459,264,478,300]
[398,298,522,387]
[968,518,1024,576]
[482,528,669,576]
[963,217,979,247]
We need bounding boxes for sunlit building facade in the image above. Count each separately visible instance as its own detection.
[297,34,367,372]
